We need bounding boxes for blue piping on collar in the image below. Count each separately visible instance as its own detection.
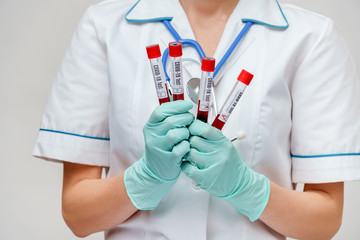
[125,0,289,29]
[125,0,173,23]
[291,153,360,158]
[242,0,289,29]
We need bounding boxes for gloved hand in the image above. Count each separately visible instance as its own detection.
[125,100,194,210]
[182,120,270,221]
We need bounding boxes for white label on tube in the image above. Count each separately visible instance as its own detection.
[198,73,213,112]
[171,58,184,94]
[218,89,244,123]
[150,61,168,99]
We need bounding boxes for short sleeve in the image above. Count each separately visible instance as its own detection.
[291,19,360,183]
[33,6,110,167]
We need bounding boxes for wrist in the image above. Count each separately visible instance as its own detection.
[124,159,177,210]
[222,169,270,222]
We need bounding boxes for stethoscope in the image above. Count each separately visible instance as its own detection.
[161,19,253,116]
[161,20,254,141]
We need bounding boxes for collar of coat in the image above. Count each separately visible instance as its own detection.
[125,0,289,29]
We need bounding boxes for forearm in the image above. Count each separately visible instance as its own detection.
[259,181,343,240]
[62,169,137,238]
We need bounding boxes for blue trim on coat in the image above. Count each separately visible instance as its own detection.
[39,128,110,141]
[291,153,360,158]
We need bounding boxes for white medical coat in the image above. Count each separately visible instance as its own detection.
[33,0,360,239]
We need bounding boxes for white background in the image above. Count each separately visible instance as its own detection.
[0,0,359,239]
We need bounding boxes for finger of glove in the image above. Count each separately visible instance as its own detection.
[163,127,190,150]
[189,135,217,153]
[172,140,190,164]
[184,148,208,169]
[181,161,204,185]
[148,100,193,124]
[159,112,194,134]
[145,112,194,136]
[189,119,225,141]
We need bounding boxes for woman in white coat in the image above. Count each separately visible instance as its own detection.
[33,0,360,239]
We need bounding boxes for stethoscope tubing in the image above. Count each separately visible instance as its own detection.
[161,20,253,81]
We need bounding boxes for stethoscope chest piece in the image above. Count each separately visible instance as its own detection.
[186,77,218,115]
[186,77,200,104]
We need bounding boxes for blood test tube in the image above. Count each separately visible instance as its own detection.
[146,44,171,105]
[169,42,184,101]
[197,57,215,122]
[211,69,254,130]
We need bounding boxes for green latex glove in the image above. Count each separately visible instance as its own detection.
[125,101,194,210]
[182,120,270,221]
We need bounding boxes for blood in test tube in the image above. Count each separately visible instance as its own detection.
[197,57,216,123]
[146,44,171,105]
[212,69,254,130]
[169,42,184,101]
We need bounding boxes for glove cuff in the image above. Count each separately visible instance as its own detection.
[124,159,176,210]
[222,170,271,222]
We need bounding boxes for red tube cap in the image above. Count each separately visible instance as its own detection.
[146,44,161,59]
[201,57,216,72]
[237,69,254,85]
[169,42,182,57]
